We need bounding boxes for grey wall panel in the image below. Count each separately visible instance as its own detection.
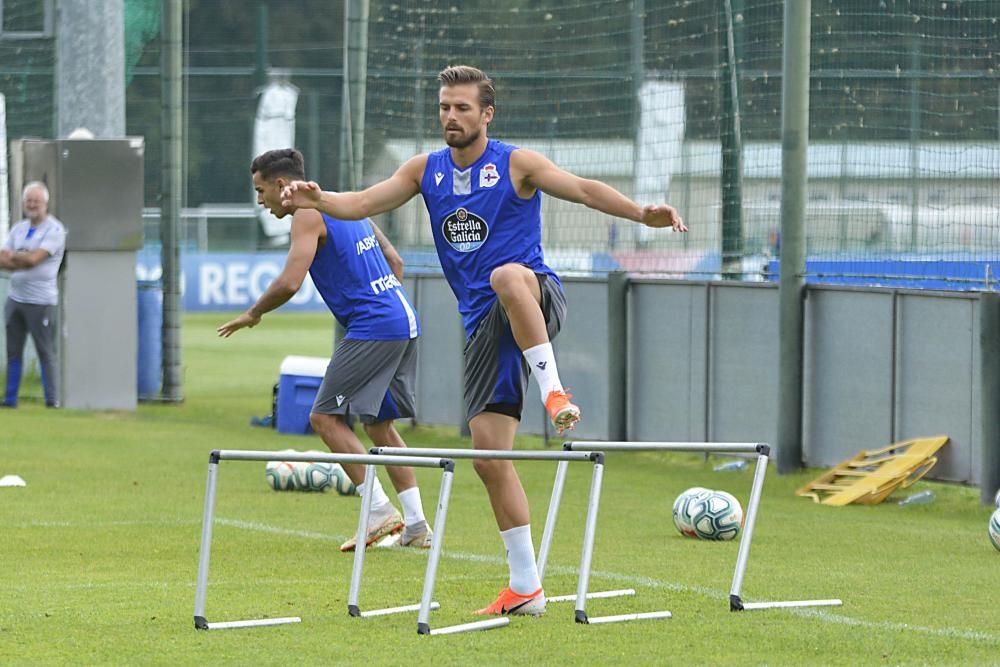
[803,289,894,467]
[413,275,464,427]
[895,293,977,483]
[61,252,136,410]
[628,282,709,441]
[522,279,610,439]
[709,284,779,445]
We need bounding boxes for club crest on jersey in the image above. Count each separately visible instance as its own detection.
[442,207,489,252]
[479,163,500,188]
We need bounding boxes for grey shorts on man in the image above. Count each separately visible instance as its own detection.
[312,337,417,424]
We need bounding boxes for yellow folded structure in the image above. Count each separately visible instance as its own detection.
[795,436,949,506]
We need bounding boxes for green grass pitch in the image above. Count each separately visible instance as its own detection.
[1,313,997,665]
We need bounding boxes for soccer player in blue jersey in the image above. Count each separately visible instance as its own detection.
[218,148,432,552]
[281,65,686,616]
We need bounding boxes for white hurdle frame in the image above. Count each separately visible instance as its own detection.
[370,446,612,632]
[553,441,843,621]
[193,449,455,632]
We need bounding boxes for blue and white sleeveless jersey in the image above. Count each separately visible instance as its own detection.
[309,214,419,340]
[420,139,559,337]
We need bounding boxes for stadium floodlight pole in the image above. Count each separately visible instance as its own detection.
[719,0,744,280]
[160,0,184,402]
[0,94,8,246]
[369,446,618,628]
[980,293,1000,506]
[559,441,842,619]
[776,0,811,474]
[192,449,455,631]
[339,0,369,192]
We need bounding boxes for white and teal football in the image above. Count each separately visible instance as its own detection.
[265,461,298,491]
[301,462,335,492]
[989,508,1000,552]
[331,464,359,496]
[671,487,711,538]
[688,490,743,541]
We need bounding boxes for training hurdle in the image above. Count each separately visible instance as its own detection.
[193,449,456,632]
[547,441,843,621]
[369,446,624,631]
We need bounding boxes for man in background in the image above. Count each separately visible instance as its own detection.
[1,182,66,408]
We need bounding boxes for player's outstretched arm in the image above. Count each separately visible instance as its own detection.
[281,154,427,221]
[513,148,686,232]
[217,209,323,337]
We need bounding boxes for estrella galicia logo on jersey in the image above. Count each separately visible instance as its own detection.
[442,208,489,252]
[479,163,500,188]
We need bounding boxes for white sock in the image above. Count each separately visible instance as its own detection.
[359,476,393,516]
[500,524,541,594]
[396,487,426,526]
[523,342,563,403]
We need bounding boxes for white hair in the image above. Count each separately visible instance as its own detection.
[22,181,50,204]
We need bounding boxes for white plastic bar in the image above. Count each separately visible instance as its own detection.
[215,449,448,468]
[565,441,762,454]
[417,469,459,634]
[585,611,673,624]
[741,599,843,610]
[729,452,769,599]
[547,589,635,603]
[359,602,440,618]
[536,460,569,583]
[428,618,510,635]
[347,465,377,613]
[373,446,596,462]
[193,461,219,622]
[203,617,301,630]
[574,461,605,621]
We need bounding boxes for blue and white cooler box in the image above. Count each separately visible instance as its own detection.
[276,355,329,435]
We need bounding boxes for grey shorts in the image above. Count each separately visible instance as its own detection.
[463,272,566,422]
[312,337,417,424]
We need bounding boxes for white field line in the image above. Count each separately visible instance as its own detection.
[11,516,1000,645]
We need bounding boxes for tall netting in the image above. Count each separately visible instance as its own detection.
[3,0,999,285]
[0,0,55,141]
[801,1,1000,289]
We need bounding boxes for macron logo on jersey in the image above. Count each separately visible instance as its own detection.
[370,272,402,295]
[435,172,444,187]
[356,234,379,255]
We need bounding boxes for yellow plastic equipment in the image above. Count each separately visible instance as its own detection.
[795,436,949,506]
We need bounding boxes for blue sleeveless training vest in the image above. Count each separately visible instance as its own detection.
[420,139,559,336]
[309,214,418,340]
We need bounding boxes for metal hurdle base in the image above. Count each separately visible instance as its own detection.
[194,616,301,631]
[370,446,611,631]
[730,595,843,612]
[548,441,844,624]
[193,450,455,632]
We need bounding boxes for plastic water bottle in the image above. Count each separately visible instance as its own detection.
[713,460,748,473]
[994,488,1000,508]
[897,490,935,506]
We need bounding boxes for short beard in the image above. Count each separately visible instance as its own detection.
[444,127,481,149]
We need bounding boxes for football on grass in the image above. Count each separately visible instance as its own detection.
[687,490,743,541]
[672,487,711,538]
[989,508,1000,552]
